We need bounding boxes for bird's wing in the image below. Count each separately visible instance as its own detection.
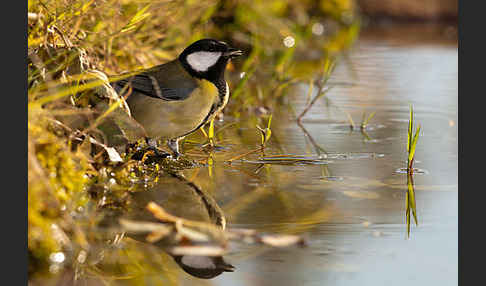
[113,62,197,101]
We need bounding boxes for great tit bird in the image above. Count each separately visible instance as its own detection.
[112,39,243,158]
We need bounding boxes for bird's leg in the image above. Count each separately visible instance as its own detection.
[167,138,181,159]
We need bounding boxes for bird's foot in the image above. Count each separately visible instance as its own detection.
[131,145,171,162]
[147,146,171,159]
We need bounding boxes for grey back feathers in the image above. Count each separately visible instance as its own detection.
[113,60,198,101]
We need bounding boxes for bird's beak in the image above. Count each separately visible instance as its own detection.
[224,48,243,58]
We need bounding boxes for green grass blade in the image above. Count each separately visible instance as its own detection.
[406,190,410,238]
[366,111,376,125]
[199,126,208,138]
[265,129,272,145]
[407,174,418,227]
[408,124,421,164]
[208,118,215,146]
[407,105,413,153]
[267,114,273,129]
[121,4,151,33]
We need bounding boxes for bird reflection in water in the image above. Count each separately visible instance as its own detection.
[173,254,234,279]
[122,171,235,279]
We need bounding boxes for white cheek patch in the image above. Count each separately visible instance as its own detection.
[186,51,222,72]
[180,256,213,268]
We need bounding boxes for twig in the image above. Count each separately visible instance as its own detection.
[296,86,332,123]
[226,147,264,164]
[296,120,327,157]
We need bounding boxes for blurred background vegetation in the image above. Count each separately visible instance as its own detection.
[27,0,456,283]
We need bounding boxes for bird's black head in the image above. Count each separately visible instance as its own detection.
[173,255,235,279]
[178,38,243,83]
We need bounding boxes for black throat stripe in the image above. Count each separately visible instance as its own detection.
[178,79,228,139]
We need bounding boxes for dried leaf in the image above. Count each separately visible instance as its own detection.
[169,245,226,256]
[176,223,211,242]
[88,137,122,162]
[146,230,171,243]
[119,219,172,233]
[146,202,227,243]
[260,234,305,247]
[146,202,179,223]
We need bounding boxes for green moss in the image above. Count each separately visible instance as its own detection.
[28,111,91,263]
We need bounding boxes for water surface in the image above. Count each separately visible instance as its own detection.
[66,23,457,286]
[178,22,458,286]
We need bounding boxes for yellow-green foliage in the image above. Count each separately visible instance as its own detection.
[28,109,91,262]
[320,0,356,21]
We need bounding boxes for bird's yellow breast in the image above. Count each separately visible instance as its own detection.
[199,79,219,101]
[127,79,219,140]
